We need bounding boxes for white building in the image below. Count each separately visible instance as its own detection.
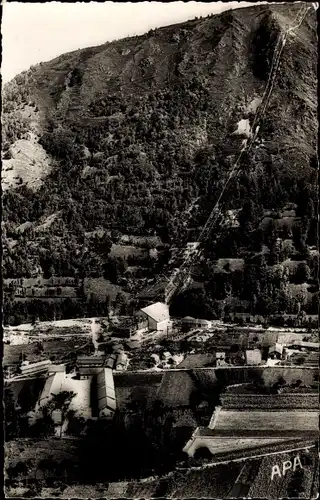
[216,352,226,366]
[115,352,129,371]
[140,302,171,333]
[245,349,262,365]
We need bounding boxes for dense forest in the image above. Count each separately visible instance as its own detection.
[2,3,318,324]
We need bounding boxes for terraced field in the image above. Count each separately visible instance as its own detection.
[248,447,318,498]
[221,393,319,409]
[213,410,319,435]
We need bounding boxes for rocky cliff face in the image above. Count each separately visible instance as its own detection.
[2,3,318,320]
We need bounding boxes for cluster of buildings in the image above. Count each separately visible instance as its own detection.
[77,350,129,379]
[113,302,173,342]
[267,339,319,366]
[35,367,116,422]
[35,357,118,425]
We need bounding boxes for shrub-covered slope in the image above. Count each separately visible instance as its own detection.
[2,3,318,322]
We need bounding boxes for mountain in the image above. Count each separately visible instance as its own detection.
[2,2,318,324]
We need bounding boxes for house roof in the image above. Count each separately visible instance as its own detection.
[97,368,116,411]
[21,360,51,369]
[140,302,169,323]
[245,349,262,359]
[49,364,65,372]
[77,356,105,366]
[78,367,102,375]
[269,343,283,354]
[116,352,128,365]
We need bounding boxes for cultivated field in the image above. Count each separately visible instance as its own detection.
[213,410,319,434]
[221,393,319,410]
[4,337,91,365]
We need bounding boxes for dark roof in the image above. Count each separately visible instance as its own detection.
[79,367,103,375]
[77,356,104,366]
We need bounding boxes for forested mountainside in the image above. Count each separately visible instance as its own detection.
[2,3,319,324]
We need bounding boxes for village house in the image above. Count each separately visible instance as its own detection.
[216,352,227,367]
[139,302,171,333]
[181,316,212,329]
[245,349,262,365]
[20,359,52,377]
[77,355,105,379]
[115,352,129,371]
[36,372,66,410]
[268,343,284,360]
[113,315,148,339]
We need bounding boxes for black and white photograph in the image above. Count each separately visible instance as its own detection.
[2,1,319,498]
